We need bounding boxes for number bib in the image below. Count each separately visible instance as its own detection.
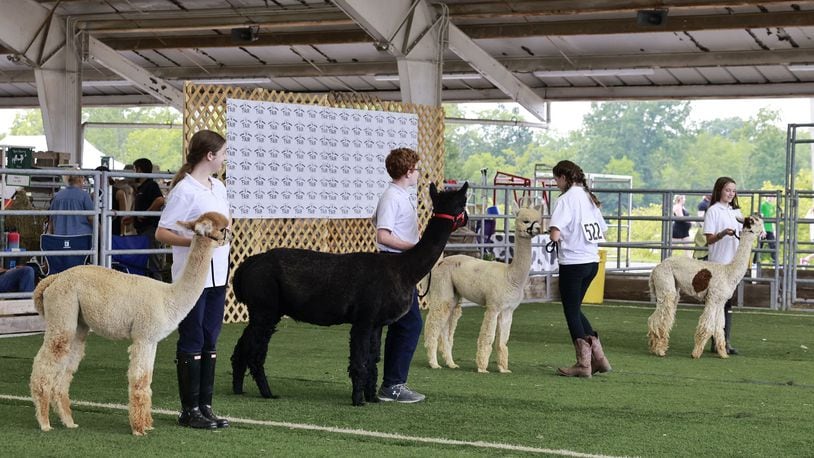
[582,220,605,244]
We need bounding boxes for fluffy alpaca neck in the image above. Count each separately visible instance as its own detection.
[507,232,534,287]
[166,235,216,323]
[400,218,454,284]
[724,232,756,275]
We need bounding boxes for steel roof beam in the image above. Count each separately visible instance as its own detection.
[85,35,183,110]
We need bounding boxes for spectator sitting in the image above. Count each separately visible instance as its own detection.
[123,158,166,280]
[48,174,93,235]
[0,265,35,293]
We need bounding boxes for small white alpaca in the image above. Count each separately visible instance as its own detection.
[29,212,230,436]
[647,214,763,359]
[423,205,542,373]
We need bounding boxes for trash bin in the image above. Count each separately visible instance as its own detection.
[583,249,607,304]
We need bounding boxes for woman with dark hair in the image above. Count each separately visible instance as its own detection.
[548,160,612,378]
[156,129,231,429]
[702,176,742,355]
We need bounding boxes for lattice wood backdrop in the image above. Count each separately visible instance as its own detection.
[183,83,445,323]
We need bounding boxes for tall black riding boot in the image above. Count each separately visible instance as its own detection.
[723,310,738,355]
[199,351,229,428]
[176,352,217,429]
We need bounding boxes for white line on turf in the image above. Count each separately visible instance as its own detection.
[0,394,628,458]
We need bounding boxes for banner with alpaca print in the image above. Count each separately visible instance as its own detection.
[225,99,419,219]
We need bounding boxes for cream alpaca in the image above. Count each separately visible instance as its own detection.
[29,212,230,436]
[647,214,763,359]
[423,206,542,373]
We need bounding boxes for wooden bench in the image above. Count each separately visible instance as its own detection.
[0,299,44,335]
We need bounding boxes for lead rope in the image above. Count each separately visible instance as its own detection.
[417,271,432,298]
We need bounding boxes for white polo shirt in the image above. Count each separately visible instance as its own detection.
[372,183,419,253]
[158,174,231,287]
[703,202,743,264]
[549,185,607,265]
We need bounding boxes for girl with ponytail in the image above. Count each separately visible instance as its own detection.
[156,129,232,430]
[548,160,612,378]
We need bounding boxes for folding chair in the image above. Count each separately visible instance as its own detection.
[111,234,150,276]
[40,234,93,275]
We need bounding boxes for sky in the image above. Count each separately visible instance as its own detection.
[1,98,813,138]
[460,98,814,135]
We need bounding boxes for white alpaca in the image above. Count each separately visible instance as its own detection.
[423,206,542,373]
[647,214,763,359]
[29,212,230,436]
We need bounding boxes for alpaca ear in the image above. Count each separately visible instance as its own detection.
[194,219,214,235]
[429,182,438,199]
[459,181,469,194]
[177,220,195,231]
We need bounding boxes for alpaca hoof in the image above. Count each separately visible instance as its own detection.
[428,362,441,369]
[352,395,365,406]
[477,368,489,374]
[39,424,52,432]
[691,350,702,359]
[718,352,729,359]
[498,367,512,374]
[447,362,459,369]
[132,430,145,436]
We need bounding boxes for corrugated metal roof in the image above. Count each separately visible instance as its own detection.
[2,1,814,107]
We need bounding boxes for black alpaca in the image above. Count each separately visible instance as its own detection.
[230,182,468,406]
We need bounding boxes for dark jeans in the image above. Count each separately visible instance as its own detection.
[0,266,35,293]
[177,286,226,354]
[756,231,776,263]
[138,225,165,281]
[382,290,422,388]
[558,262,599,342]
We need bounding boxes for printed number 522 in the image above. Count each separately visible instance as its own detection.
[583,223,603,241]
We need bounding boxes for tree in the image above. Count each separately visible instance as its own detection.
[9,110,43,135]
[570,101,692,189]
[7,107,183,170]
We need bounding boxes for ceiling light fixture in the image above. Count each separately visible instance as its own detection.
[373,72,482,82]
[787,64,814,73]
[191,77,271,85]
[532,68,655,78]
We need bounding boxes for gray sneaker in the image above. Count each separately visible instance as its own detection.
[377,384,425,403]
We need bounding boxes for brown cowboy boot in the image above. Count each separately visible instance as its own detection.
[557,338,592,378]
[586,334,612,374]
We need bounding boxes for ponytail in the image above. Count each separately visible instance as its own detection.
[170,163,194,189]
[553,160,601,207]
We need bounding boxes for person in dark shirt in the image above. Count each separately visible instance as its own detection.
[124,158,166,279]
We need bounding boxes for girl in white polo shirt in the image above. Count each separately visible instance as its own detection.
[703,176,743,355]
[549,160,611,378]
[156,130,231,430]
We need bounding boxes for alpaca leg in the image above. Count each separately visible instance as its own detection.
[128,342,157,436]
[496,309,515,373]
[231,319,278,398]
[693,301,727,359]
[52,323,90,430]
[713,307,728,358]
[348,323,372,406]
[423,301,448,369]
[442,303,463,369]
[647,291,678,357]
[364,327,383,403]
[30,326,75,431]
[475,308,500,373]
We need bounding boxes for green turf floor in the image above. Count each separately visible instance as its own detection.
[1,302,811,457]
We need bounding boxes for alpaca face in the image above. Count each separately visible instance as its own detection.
[429,182,469,221]
[741,215,765,237]
[515,207,542,238]
[177,212,231,245]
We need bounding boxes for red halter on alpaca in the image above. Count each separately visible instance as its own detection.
[432,210,468,230]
